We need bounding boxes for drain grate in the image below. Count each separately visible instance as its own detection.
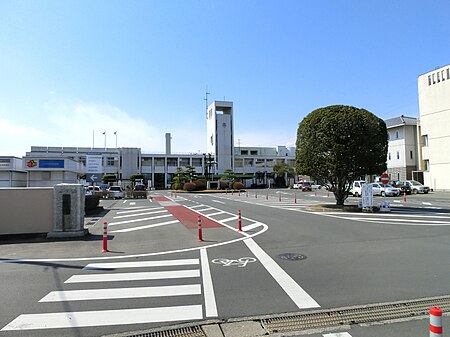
[277,253,307,261]
[124,325,205,337]
[262,295,450,333]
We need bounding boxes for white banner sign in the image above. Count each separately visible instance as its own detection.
[362,183,373,208]
[86,155,103,173]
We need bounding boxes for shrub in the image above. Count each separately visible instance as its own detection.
[183,182,196,191]
[219,180,228,189]
[192,180,207,190]
[233,182,244,190]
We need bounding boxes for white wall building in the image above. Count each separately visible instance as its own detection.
[418,64,450,191]
[385,115,418,182]
[0,157,27,187]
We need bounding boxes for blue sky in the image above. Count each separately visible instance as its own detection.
[1,0,449,156]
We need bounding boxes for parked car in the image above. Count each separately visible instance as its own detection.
[294,181,312,191]
[349,180,367,197]
[398,180,430,194]
[370,183,401,197]
[108,186,124,199]
[132,184,147,198]
[392,181,412,195]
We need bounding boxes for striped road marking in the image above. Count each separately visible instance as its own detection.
[1,305,203,331]
[65,269,200,283]
[323,333,352,337]
[108,214,173,226]
[113,209,167,219]
[39,284,201,302]
[110,220,179,233]
[83,258,199,270]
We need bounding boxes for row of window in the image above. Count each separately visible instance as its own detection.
[428,68,450,85]
[388,151,414,160]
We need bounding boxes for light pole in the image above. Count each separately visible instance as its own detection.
[103,131,106,149]
[114,131,118,148]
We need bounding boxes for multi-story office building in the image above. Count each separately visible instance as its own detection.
[418,64,450,190]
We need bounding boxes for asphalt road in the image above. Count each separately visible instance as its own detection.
[1,188,450,337]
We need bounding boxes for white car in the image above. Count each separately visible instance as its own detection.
[108,186,124,199]
[370,183,401,197]
[349,180,367,197]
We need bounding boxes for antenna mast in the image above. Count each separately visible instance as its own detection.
[204,86,210,119]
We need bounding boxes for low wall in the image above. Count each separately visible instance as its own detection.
[0,188,53,235]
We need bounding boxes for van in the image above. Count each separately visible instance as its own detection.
[349,180,366,197]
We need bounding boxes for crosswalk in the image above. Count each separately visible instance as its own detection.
[1,252,215,332]
[317,208,450,226]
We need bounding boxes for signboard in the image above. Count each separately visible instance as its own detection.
[361,183,373,208]
[86,155,103,173]
[38,159,64,169]
[380,173,389,184]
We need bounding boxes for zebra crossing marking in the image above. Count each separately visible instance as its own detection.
[83,258,199,270]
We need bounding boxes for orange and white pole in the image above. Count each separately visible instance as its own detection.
[238,209,242,232]
[430,306,442,337]
[197,216,203,242]
[255,192,257,198]
[279,193,281,202]
[403,191,407,203]
[294,193,297,204]
[266,191,268,200]
[102,221,108,253]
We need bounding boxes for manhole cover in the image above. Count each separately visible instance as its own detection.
[277,253,307,261]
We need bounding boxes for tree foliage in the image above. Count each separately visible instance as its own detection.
[296,105,388,205]
[272,162,295,187]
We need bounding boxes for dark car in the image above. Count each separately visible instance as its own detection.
[300,181,312,192]
[392,181,412,195]
[132,184,147,198]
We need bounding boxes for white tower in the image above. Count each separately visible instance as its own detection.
[206,101,234,174]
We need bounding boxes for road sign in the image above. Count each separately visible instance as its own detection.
[380,173,389,184]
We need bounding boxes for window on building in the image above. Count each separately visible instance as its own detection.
[142,158,152,166]
[422,134,429,147]
[180,158,190,167]
[192,158,202,167]
[397,173,400,181]
[106,157,115,166]
[428,75,432,85]
[154,158,165,166]
[42,172,51,180]
[255,159,265,167]
[210,135,213,145]
[244,158,253,167]
[424,159,430,171]
[234,159,243,168]
[388,153,391,160]
[387,132,390,140]
[447,68,450,80]
[437,72,441,82]
[396,151,400,160]
[433,73,436,84]
[443,70,446,81]
[240,150,248,155]
[266,159,274,167]
[410,151,413,159]
[250,150,258,156]
[396,131,399,139]
[167,158,177,167]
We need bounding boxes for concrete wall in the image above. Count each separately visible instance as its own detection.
[0,188,53,235]
[418,64,450,190]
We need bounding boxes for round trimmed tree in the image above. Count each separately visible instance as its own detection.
[296,105,388,205]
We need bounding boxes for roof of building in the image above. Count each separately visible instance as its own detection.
[385,115,417,129]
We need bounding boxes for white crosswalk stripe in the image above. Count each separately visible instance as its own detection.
[1,256,213,332]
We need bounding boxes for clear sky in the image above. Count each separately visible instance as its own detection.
[1,0,449,157]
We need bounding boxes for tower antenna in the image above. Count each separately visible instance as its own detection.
[204,86,210,119]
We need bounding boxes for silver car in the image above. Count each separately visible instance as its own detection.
[108,186,124,199]
[370,183,401,197]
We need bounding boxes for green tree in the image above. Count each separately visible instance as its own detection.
[172,167,186,190]
[272,162,295,187]
[296,105,388,205]
[129,174,145,184]
[102,174,117,184]
[184,165,197,182]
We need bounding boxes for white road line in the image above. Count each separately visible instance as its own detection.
[113,209,167,219]
[221,216,238,223]
[108,214,173,226]
[65,269,200,283]
[122,200,126,203]
[1,305,203,331]
[39,284,201,302]
[190,205,205,209]
[130,202,136,205]
[423,202,432,205]
[83,258,199,270]
[111,220,179,233]
[207,211,226,216]
[115,207,164,215]
[196,207,214,212]
[200,249,218,317]
[345,217,450,224]
[323,333,352,337]
[211,200,225,204]
[244,238,320,309]
[242,223,262,231]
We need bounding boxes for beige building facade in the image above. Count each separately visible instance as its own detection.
[418,64,450,191]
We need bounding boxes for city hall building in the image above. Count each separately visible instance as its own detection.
[10,101,296,188]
